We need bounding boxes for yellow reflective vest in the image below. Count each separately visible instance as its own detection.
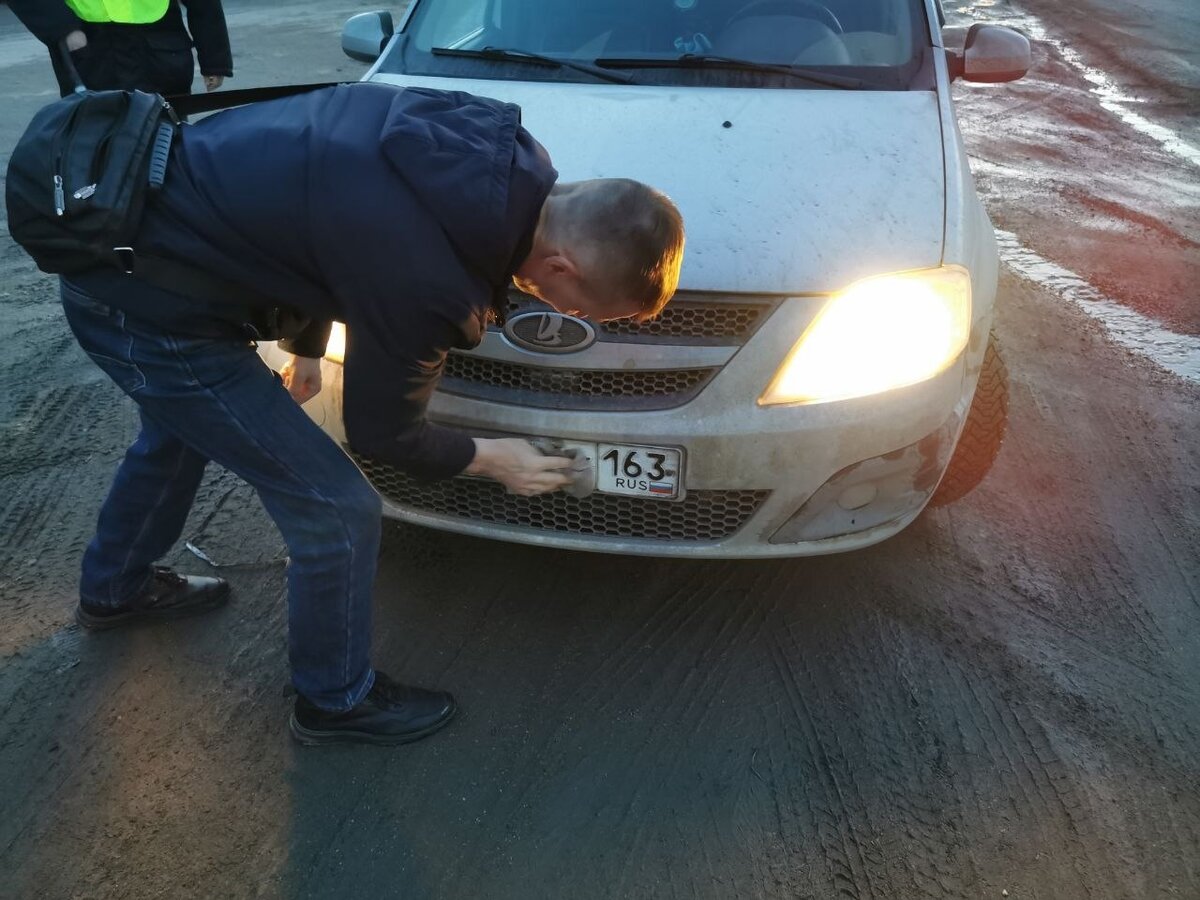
[64,0,171,25]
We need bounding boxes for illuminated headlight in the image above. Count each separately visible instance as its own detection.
[325,322,347,365]
[759,266,971,406]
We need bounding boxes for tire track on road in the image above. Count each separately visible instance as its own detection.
[603,566,778,899]
[897,563,1193,897]
[764,629,880,900]
[433,557,812,898]
[877,613,985,897]
[924,618,1109,898]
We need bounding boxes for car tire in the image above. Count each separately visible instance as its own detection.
[928,331,1009,507]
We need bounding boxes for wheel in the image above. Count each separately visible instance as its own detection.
[929,332,1009,507]
[723,0,844,34]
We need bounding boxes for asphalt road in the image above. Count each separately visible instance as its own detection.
[1,2,1197,899]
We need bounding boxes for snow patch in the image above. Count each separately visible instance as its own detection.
[996,229,1200,383]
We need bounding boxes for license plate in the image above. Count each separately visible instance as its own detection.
[596,444,683,500]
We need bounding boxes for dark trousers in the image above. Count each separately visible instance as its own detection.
[61,278,380,711]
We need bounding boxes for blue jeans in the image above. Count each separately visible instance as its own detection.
[61,278,380,711]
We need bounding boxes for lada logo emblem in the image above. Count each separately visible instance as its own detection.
[503,311,597,354]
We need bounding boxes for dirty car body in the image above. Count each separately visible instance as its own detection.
[259,0,1029,558]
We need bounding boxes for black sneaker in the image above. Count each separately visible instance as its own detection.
[289,671,457,747]
[75,567,230,631]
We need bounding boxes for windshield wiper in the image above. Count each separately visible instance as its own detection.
[431,46,633,85]
[595,53,875,90]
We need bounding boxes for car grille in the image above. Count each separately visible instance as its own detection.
[440,356,717,411]
[445,291,778,411]
[504,292,772,343]
[355,455,770,542]
[599,304,766,341]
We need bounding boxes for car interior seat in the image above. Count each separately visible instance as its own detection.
[713,14,851,65]
[524,0,668,57]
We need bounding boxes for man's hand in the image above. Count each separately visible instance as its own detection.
[279,354,322,405]
[466,438,573,496]
[65,30,87,52]
[203,75,224,92]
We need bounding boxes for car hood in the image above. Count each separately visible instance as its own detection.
[371,75,946,294]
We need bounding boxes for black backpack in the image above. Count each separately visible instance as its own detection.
[6,89,177,274]
[5,82,337,287]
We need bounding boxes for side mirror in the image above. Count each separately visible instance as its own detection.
[948,23,1030,83]
[342,10,395,63]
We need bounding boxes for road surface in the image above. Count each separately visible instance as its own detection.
[0,2,1196,898]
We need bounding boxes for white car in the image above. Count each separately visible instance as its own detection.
[261,0,1030,558]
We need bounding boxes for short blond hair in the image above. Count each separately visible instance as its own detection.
[549,179,685,321]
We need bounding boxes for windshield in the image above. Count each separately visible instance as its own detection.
[384,0,932,90]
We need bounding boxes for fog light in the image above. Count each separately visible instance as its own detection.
[837,483,878,510]
[769,416,958,544]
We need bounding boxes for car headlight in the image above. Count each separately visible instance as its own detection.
[324,322,347,365]
[759,266,971,406]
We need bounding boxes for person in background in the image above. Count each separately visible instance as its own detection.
[6,0,232,96]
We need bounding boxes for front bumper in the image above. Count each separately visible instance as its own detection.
[258,295,974,558]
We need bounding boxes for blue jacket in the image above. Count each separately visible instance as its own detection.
[129,82,557,479]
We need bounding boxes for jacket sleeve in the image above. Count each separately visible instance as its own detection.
[278,318,332,359]
[179,0,233,76]
[6,0,83,45]
[340,306,477,481]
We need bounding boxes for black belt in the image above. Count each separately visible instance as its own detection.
[111,247,305,341]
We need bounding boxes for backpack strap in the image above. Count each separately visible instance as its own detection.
[112,248,295,340]
[57,36,337,112]
[166,82,343,117]
[146,121,175,191]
